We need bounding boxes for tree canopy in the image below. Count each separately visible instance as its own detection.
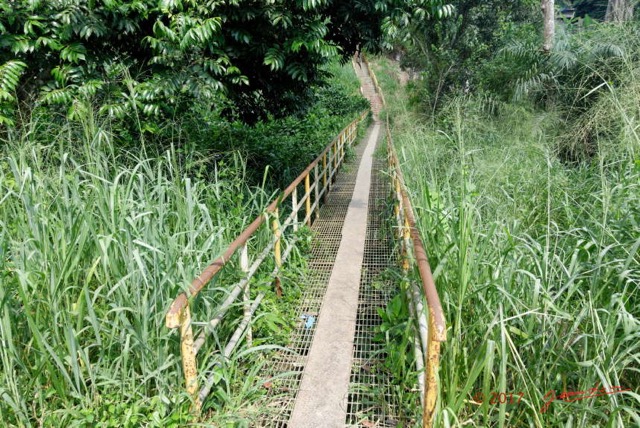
[0,0,452,125]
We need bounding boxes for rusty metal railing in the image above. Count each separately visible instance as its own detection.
[363,55,386,107]
[364,56,446,425]
[166,110,368,411]
[386,118,447,426]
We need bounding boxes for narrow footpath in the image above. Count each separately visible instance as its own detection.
[288,121,380,427]
[259,61,396,427]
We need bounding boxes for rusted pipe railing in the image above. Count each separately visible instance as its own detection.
[363,54,386,107]
[166,110,367,411]
[386,114,446,427]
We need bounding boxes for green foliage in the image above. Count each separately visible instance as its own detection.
[370,270,424,426]
[0,0,436,126]
[485,22,640,161]
[0,60,26,125]
[203,62,369,189]
[0,54,366,425]
[376,52,640,427]
[376,291,417,384]
[0,109,271,425]
[381,0,455,45]
[397,0,539,112]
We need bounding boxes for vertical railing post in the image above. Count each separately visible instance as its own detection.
[323,152,328,200]
[271,208,283,296]
[424,312,441,427]
[272,208,282,268]
[395,176,403,239]
[292,187,299,232]
[240,243,252,347]
[402,215,411,272]
[393,177,401,238]
[304,173,311,226]
[340,132,345,161]
[314,164,320,220]
[179,305,200,410]
[328,147,333,192]
[333,141,338,172]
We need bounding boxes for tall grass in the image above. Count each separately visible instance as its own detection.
[374,53,639,427]
[0,111,273,426]
[0,59,366,426]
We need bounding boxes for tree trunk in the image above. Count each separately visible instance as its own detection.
[541,0,555,53]
[605,0,635,22]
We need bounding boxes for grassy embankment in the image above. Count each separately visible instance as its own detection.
[0,60,367,427]
[374,53,639,427]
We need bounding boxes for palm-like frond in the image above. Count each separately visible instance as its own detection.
[0,60,27,125]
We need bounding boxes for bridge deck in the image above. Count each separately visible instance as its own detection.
[257,66,400,427]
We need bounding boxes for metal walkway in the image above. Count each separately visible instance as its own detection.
[257,65,401,427]
[258,126,400,427]
[164,58,445,428]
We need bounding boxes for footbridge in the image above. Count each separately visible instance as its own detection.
[165,58,446,427]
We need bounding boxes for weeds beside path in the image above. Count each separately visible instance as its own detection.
[373,56,640,427]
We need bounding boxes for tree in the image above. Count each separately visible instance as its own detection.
[393,0,538,112]
[605,0,636,22]
[541,0,555,52]
[0,0,453,125]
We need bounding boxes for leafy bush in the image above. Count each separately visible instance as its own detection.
[202,62,369,189]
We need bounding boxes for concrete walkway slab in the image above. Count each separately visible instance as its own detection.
[288,123,381,428]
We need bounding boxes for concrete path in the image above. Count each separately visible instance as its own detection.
[288,122,381,427]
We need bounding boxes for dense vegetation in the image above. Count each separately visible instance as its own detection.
[0,54,368,426]
[376,9,639,427]
[0,1,461,425]
[2,0,639,426]
[0,0,455,127]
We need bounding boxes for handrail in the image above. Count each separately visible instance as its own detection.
[363,54,386,107]
[387,124,446,339]
[166,109,368,410]
[166,112,367,327]
[386,111,446,427]
[356,52,445,425]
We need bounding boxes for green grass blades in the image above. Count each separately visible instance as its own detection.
[0,57,365,426]
[0,112,266,426]
[373,55,640,427]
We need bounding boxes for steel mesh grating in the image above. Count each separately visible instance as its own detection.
[256,127,375,427]
[345,140,401,427]
[256,124,402,427]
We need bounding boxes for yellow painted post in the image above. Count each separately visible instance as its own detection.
[402,216,411,272]
[394,176,403,239]
[340,133,344,161]
[393,177,401,234]
[333,141,338,171]
[239,244,252,347]
[179,305,200,411]
[291,187,299,232]
[328,147,333,192]
[322,153,328,190]
[423,313,441,427]
[323,152,328,201]
[273,209,282,268]
[314,164,320,220]
[304,173,311,226]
